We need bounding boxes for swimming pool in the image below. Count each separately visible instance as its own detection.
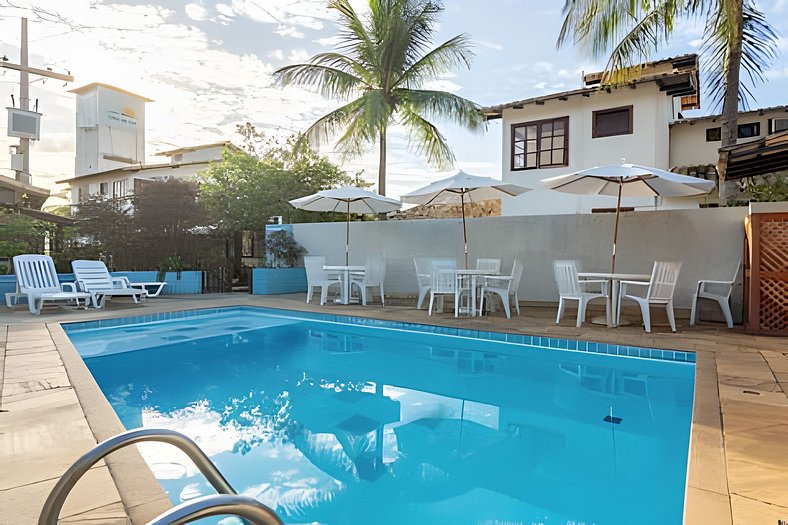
[66,306,695,524]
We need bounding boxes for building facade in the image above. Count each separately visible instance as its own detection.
[480,54,784,216]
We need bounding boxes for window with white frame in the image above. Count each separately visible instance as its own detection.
[112,179,128,198]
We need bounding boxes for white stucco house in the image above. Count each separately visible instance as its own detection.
[481,54,786,216]
[58,83,236,203]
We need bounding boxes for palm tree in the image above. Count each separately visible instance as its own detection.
[273,0,484,196]
[557,0,778,201]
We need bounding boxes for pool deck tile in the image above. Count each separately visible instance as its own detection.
[1,293,787,524]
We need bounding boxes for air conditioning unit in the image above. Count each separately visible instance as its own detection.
[6,107,42,140]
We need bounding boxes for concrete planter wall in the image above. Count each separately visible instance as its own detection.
[252,267,307,295]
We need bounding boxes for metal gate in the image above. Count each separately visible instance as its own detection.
[202,267,229,294]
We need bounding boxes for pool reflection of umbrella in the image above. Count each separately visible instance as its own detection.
[401,171,529,268]
[541,163,715,272]
[289,186,402,265]
[288,385,401,482]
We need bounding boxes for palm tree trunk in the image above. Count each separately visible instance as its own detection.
[377,125,388,220]
[378,125,387,196]
[717,0,744,205]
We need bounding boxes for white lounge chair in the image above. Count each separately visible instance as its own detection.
[304,256,342,305]
[690,260,740,328]
[7,255,92,315]
[71,260,147,309]
[480,259,524,319]
[553,260,609,327]
[617,261,682,333]
[350,254,386,306]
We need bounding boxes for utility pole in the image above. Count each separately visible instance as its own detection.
[1,17,73,185]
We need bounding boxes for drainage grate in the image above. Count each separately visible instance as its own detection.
[603,415,622,424]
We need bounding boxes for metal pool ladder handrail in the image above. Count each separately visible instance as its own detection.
[38,428,283,525]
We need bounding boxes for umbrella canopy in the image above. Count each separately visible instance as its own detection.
[401,170,529,267]
[289,186,401,265]
[541,163,716,272]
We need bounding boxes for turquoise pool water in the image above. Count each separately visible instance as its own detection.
[66,307,695,525]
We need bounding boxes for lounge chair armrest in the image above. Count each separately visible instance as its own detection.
[112,277,131,288]
[61,282,78,293]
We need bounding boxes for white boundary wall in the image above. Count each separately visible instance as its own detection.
[293,207,747,319]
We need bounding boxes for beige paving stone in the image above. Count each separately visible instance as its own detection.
[730,494,788,525]
[684,486,732,525]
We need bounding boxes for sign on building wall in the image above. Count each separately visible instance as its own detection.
[105,110,137,129]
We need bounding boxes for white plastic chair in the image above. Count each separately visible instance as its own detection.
[479,259,524,319]
[72,260,147,309]
[475,258,501,273]
[428,259,467,316]
[350,254,386,306]
[413,258,431,309]
[690,260,740,328]
[553,260,609,327]
[8,255,92,315]
[617,261,682,333]
[304,256,342,305]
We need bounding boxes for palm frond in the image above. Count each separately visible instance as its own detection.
[299,97,368,150]
[701,1,778,110]
[399,106,455,168]
[328,0,377,66]
[273,63,366,99]
[396,34,474,88]
[333,90,393,159]
[397,89,484,132]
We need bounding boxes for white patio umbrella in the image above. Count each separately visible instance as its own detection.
[401,170,530,268]
[289,186,402,265]
[541,162,716,272]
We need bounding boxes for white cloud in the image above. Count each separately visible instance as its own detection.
[287,49,310,62]
[267,49,285,60]
[314,35,343,47]
[475,39,503,51]
[688,38,703,48]
[275,25,305,39]
[215,3,236,17]
[185,3,208,21]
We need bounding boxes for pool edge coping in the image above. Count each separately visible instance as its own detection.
[52,302,729,524]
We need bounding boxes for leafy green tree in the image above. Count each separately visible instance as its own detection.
[273,0,484,196]
[198,139,353,231]
[0,212,45,260]
[557,0,778,200]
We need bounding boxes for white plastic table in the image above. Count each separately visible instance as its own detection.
[128,282,167,297]
[456,269,500,316]
[323,265,366,305]
[578,272,651,327]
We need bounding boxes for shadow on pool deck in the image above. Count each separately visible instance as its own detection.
[1,293,786,524]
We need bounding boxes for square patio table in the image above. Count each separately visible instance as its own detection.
[577,272,651,328]
[323,265,366,305]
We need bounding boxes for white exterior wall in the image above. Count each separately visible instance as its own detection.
[499,84,706,216]
[136,163,208,182]
[669,108,788,167]
[75,85,147,176]
[166,146,225,164]
[293,207,746,320]
[69,171,135,203]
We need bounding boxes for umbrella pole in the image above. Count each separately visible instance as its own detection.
[611,181,623,274]
[461,192,468,269]
[346,200,350,266]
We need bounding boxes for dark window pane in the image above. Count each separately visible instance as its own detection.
[514,126,525,140]
[526,126,537,140]
[594,107,632,137]
[706,127,721,142]
[737,122,760,138]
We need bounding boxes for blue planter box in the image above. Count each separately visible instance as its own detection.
[252,267,307,295]
[1,270,203,298]
[112,271,203,294]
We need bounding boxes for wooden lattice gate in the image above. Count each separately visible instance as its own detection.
[744,210,788,335]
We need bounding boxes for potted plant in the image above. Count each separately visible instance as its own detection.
[252,230,308,294]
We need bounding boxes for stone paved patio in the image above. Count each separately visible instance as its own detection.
[1,293,786,524]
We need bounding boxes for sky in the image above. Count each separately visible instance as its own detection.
[0,0,787,205]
